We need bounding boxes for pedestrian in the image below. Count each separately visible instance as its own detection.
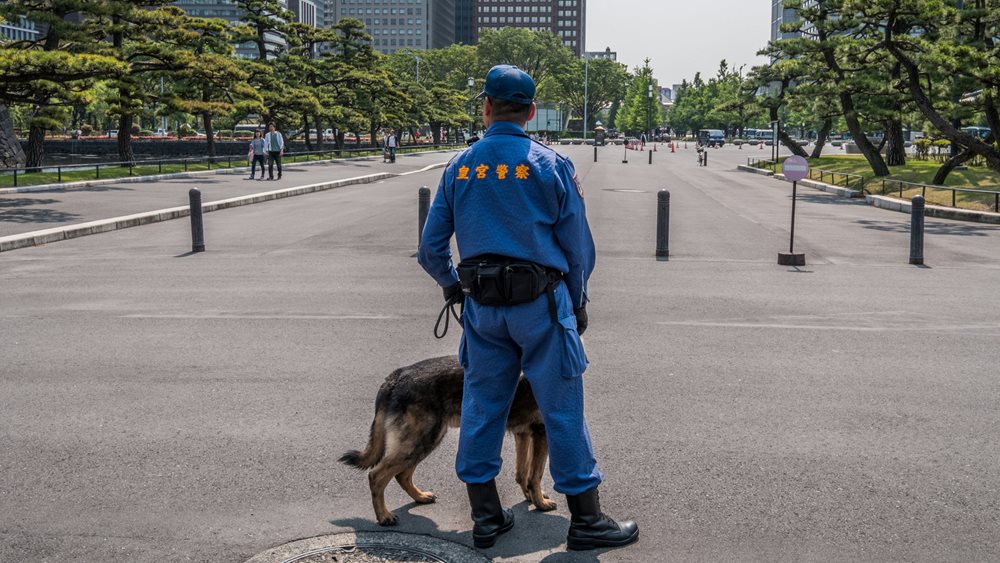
[248,129,267,181]
[264,122,284,180]
[417,64,639,552]
[384,129,398,163]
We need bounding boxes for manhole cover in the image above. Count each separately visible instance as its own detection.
[246,532,489,563]
[604,189,646,193]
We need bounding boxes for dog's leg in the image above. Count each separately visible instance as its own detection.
[368,464,403,526]
[527,429,556,511]
[513,431,533,502]
[395,466,437,504]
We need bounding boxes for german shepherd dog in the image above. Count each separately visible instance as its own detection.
[340,355,556,526]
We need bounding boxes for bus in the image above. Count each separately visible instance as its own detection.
[962,126,991,140]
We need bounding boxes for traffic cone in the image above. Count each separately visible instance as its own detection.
[654,143,658,152]
[759,141,763,149]
[684,142,688,149]
[671,143,675,153]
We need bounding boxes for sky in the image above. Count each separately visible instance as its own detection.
[587,0,773,90]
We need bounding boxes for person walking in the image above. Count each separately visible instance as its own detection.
[264,122,284,180]
[417,65,639,552]
[384,129,398,163]
[248,129,267,180]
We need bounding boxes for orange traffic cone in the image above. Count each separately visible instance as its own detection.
[654,143,658,152]
[671,143,675,153]
[684,142,688,149]
[759,141,763,149]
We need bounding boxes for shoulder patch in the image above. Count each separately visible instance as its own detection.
[574,173,584,198]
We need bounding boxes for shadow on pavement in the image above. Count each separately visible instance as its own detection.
[330,500,570,559]
[0,208,81,223]
[0,198,60,207]
[855,218,1000,236]
[794,193,866,206]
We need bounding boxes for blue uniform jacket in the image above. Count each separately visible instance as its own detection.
[418,121,595,310]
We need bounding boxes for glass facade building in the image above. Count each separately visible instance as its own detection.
[327,0,455,53]
[473,0,585,55]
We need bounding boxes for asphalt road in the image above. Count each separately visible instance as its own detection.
[2,143,999,562]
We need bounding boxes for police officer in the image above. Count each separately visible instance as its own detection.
[418,65,639,551]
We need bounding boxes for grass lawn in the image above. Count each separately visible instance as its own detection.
[752,155,1000,213]
[0,146,431,190]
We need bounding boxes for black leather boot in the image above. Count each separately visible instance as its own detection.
[566,486,639,551]
[466,480,514,548]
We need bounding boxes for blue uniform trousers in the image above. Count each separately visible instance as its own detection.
[456,282,603,496]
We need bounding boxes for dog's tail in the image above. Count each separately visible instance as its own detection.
[339,410,387,470]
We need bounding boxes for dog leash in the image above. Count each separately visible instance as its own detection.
[434,298,463,339]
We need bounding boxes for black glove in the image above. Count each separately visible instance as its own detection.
[574,305,588,336]
[443,283,463,306]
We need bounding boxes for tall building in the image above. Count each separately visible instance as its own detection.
[173,0,289,59]
[326,0,455,54]
[454,0,474,44]
[770,0,799,43]
[473,0,586,55]
[288,0,319,27]
[0,15,40,41]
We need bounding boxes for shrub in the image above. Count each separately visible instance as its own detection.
[131,124,141,135]
[178,123,194,136]
[81,124,93,136]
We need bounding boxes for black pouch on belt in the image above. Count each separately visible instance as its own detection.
[456,255,558,307]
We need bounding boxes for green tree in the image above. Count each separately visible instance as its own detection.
[617,59,657,135]
[552,56,628,132]
[0,1,124,168]
[476,28,574,92]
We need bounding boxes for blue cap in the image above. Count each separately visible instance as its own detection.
[480,65,536,105]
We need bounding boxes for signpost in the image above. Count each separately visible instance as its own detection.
[778,155,809,266]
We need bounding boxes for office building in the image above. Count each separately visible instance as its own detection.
[454,0,474,44]
[473,0,586,55]
[289,0,319,27]
[173,0,289,59]
[326,0,455,53]
[585,47,616,61]
[0,15,40,42]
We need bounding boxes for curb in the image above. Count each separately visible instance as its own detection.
[0,149,459,195]
[0,162,448,253]
[737,164,773,176]
[738,165,1000,223]
[866,194,1000,224]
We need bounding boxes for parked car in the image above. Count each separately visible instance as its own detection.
[697,129,725,148]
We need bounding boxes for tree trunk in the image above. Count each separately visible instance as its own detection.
[810,118,832,159]
[313,114,322,150]
[884,119,906,166]
[26,123,46,171]
[1,105,26,169]
[770,105,808,158]
[841,92,890,176]
[430,121,441,145]
[302,115,313,151]
[203,112,216,157]
[118,113,134,164]
[932,149,977,185]
[335,130,345,156]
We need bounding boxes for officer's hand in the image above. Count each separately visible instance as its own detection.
[443,283,463,306]
[574,305,588,336]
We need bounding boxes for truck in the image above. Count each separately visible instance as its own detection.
[697,129,725,148]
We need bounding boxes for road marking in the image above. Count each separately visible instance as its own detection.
[655,320,1000,332]
[121,314,400,320]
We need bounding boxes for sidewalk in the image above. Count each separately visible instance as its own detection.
[0,151,458,246]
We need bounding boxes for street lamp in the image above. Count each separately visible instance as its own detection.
[583,53,589,141]
[647,84,653,140]
[468,76,475,141]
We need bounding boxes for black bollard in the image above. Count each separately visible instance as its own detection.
[418,186,431,246]
[594,145,598,162]
[909,195,925,265]
[703,149,708,167]
[622,143,628,164]
[189,188,205,253]
[655,189,670,260]
[648,149,652,165]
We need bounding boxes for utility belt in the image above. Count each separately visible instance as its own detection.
[456,255,563,322]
